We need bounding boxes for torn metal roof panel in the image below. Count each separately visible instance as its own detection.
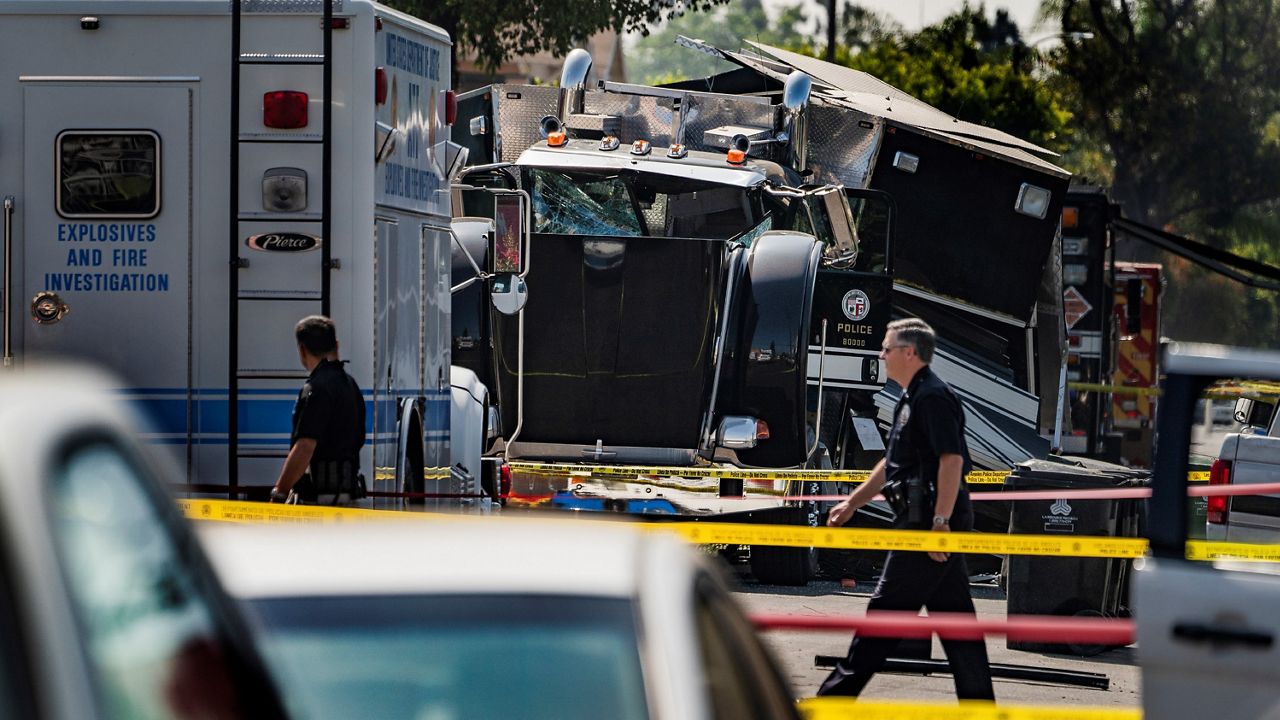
[735,40,1066,168]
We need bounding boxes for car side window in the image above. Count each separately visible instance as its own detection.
[47,437,239,720]
[694,575,798,720]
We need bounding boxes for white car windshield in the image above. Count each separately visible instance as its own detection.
[248,594,648,720]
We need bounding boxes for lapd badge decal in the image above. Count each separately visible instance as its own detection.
[842,289,871,322]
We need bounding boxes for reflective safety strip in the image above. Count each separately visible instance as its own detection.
[373,466,453,482]
[799,699,1140,720]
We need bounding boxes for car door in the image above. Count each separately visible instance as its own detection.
[44,429,286,719]
[1138,343,1280,720]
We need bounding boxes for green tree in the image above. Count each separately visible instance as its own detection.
[834,6,1073,151]
[1050,0,1280,228]
[383,0,729,77]
[626,0,811,85]
[1045,0,1280,347]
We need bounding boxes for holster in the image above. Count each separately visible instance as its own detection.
[297,459,367,501]
[882,475,935,526]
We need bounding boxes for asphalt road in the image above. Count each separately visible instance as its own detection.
[731,574,1140,708]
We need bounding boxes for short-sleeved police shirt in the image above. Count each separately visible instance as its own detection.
[291,359,366,463]
[884,365,974,530]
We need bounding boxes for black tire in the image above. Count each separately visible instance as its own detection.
[399,406,425,506]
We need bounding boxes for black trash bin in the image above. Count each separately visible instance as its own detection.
[1003,458,1147,654]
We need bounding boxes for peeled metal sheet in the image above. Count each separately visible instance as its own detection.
[492,84,561,162]
[583,91,676,148]
[805,104,882,189]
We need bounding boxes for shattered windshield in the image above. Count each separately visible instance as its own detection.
[527,168,760,239]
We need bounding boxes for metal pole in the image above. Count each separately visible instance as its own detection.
[3,196,13,368]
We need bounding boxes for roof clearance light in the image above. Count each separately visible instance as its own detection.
[631,140,651,156]
[1015,182,1052,219]
[599,135,620,151]
[726,148,747,165]
[667,143,688,159]
[263,90,309,129]
[375,68,388,105]
[547,131,568,147]
[327,17,349,29]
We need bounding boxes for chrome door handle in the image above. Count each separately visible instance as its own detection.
[1173,621,1274,649]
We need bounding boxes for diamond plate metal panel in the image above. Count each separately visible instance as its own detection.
[492,84,561,162]
[584,91,676,148]
[680,93,777,158]
[805,103,882,189]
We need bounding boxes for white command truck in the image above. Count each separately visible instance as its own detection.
[0,0,488,506]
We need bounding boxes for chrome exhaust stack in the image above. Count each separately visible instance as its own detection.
[558,48,592,120]
[782,70,812,173]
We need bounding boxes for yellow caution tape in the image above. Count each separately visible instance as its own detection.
[508,461,1011,485]
[661,523,1149,559]
[799,698,1140,720]
[182,499,1280,561]
[1068,382,1161,396]
[510,461,1209,486]
[1186,540,1280,563]
[177,499,448,525]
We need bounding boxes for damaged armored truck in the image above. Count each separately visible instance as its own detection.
[448,41,1071,582]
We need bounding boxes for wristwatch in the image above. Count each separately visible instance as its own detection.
[932,515,950,526]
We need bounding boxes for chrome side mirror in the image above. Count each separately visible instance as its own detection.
[782,71,812,172]
[717,415,764,450]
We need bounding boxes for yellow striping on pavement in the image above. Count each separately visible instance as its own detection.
[799,698,1140,720]
[180,499,1280,561]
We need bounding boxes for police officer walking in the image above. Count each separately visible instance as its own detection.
[270,315,367,505]
[818,318,994,699]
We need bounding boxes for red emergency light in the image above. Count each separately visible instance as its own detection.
[263,91,309,129]
[445,90,457,125]
[375,68,387,105]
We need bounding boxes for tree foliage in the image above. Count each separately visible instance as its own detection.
[626,0,811,85]
[835,6,1073,151]
[1050,0,1280,229]
[383,0,728,74]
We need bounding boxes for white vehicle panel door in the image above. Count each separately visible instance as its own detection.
[1137,559,1280,719]
[22,83,191,398]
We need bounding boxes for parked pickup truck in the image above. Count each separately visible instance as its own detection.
[1205,394,1280,542]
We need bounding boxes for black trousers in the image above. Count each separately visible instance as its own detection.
[817,549,995,699]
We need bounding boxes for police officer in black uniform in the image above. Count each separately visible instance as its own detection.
[270,315,366,505]
[818,318,994,699]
